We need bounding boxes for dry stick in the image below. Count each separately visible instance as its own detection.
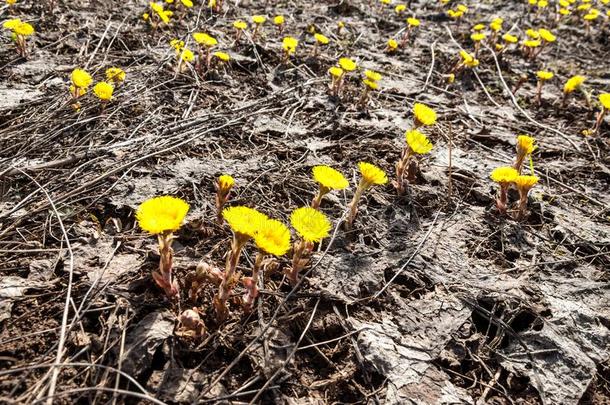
[193,214,346,403]
[32,387,167,405]
[0,117,241,237]
[421,40,437,92]
[14,170,74,405]
[248,298,321,404]
[447,123,453,200]
[483,44,582,152]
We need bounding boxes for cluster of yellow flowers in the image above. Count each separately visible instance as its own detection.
[328,57,358,97]
[490,135,539,219]
[69,67,125,107]
[395,103,436,194]
[2,17,35,57]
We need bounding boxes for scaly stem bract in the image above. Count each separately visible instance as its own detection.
[242,251,264,311]
[345,179,368,230]
[215,234,247,321]
[152,232,179,298]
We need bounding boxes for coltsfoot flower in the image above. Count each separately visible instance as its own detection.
[563,75,586,106]
[395,129,433,194]
[106,67,126,83]
[514,134,536,173]
[513,175,539,219]
[288,207,331,284]
[93,81,114,103]
[591,93,610,134]
[406,129,433,154]
[282,36,299,61]
[311,165,348,208]
[346,162,387,229]
[215,174,235,223]
[490,166,518,214]
[70,68,92,98]
[413,103,437,127]
[137,196,190,298]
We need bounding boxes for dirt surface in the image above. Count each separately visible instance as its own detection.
[1,0,609,404]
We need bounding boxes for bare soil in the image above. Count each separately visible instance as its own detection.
[1,0,609,404]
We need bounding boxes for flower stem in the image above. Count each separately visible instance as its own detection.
[345,179,368,230]
[215,234,246,321]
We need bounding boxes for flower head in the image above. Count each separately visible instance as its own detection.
[599,93,610,110]
[223,206,268,238]
[180,48,194,62]
[214,51,231,62]
[252,15,266,25]
[564,75,585,93]
[13,21,34,36]
[329,66,344,78]
[254,218,291,256]
[282,36,299,55]
[513,175,539,191]
[93,81,114,101]
[538,28,556,43]
[407,17,420,27]
[526,28,540,39]
[312,165,349,190]
[170,38,185,51]
[3,18,22,30]
[517,135,536,155]
[536,70,553,81]
[470,32,486,42]
[106,67,126,83]
[472,23,485,31]
[136,196,190,235]
[405,129,433,154]
[490,166,519,184]
[193,32,217,47]
[358,162,388,186]
[71,69,92,89]
[290,207,331,243]
[181,0,193,7]
[218,174,235,190]
[395,4,406,13]
[413,102,437,126]
[233,20,247,30]
[387,38,398,51]
[459,50,479,67]
[364,70,382,82]
[363,79,378,90]
[338,57,357,72]
[314,33,329,45]
[502,33,518,44]
[523,39,541,48]
[273,15,285,25]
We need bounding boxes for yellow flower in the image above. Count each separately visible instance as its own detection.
[559,8,570,15]
[599,93,610,110]
[405,129,433,154]
[472,23,485,31]
[407,17,420,27]
[583,11,599,20]
[470,32,486,42]
[459,50,479,67]
[93,81,114,101]
[523,39,541,48]
[313,165,349,190]
[364,70,382,82]
[577,3,592,11]
[282,36,299,54]
[536,70,553,81]
[358,162,388,185]
[13,21,34,36]
[7,0,17,5]
[218,174,234,190]
[181,0,193,7]
[537,0,548,8]
[273,15,284,25]
[517,135,536,155]
[223,206,268,238]
[290,207,331,243]
[395,4,406,13]
[214,51,231,62]
[526,28,540,39]
[3,19,22,30]
[538,28,556,42]
[314,33,329,45]
[254,218,291,256]
[106,67,126,83]
[233,20,247,30]
[456,4,468,12]
[150,1,164,13]
[329,66,344,77]
[170,38,185,51]
[193,32,217,47]
[502,33,518,43]
[252,15,266,25]
[490,167,519,184]
[513,175,539,191]
[564,75,585,93]
[387,38,398,50]
[363,79,378,90]
[338,57,357,72]
[413,102,437,126]
[180,48,194,62]
[136,196,190,235]
[490,21,502,32]
[71,68,92,89]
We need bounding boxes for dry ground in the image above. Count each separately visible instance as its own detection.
[1,0,609,404]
